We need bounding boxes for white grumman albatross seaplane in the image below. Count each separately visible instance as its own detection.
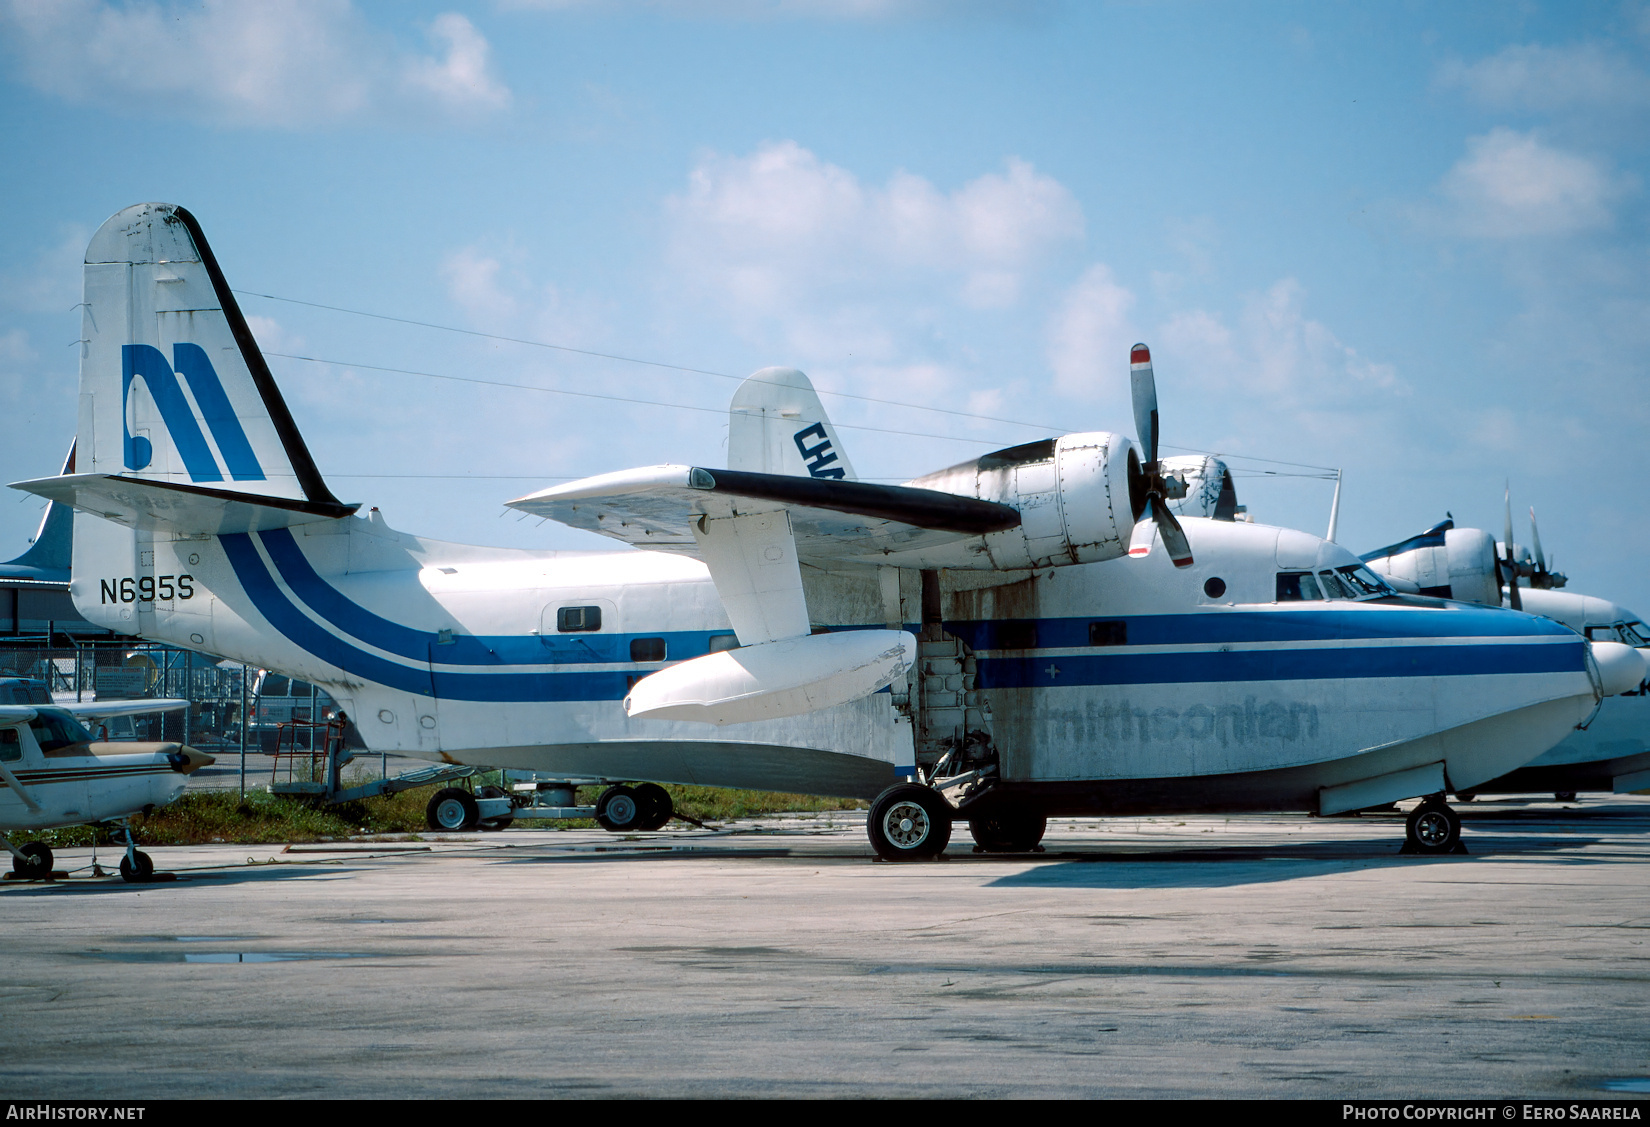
[8,203,1633,861]
[1363,503,1649,801]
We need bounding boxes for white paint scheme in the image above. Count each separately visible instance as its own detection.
[691,509,810,643]
[0,702,208,836]
[728,367,857,480]
[1591,642,1647,698]
[6,203,1615,820]
[626,631,916,725]
[1364,519,1650,795]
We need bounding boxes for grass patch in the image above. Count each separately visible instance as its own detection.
[11,777,867,847]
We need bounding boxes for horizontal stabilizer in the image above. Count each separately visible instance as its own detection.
[10,473,357,535]
[507,465,1018,562]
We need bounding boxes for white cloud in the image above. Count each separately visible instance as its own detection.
[0,225,88,314]
[404,13,511,113]
[0,0,510,127]
[1045,264,1137,397]
[1436,128,1627,238]
[242,315,303,356]
[668,141,1083,317]
[1150,279,1403,433]
[1438,43,1650,112]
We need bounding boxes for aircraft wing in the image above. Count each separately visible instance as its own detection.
[67,699,190,720]
[507,465,1020,563]
[0,705,38,727]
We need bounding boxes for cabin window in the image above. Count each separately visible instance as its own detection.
[997,621,1037,649]
[630,637,666,663]
[1276,572,1322,602]
[557,606,602,633]
[0,728,19,762]
[1089,620,1127,646]
[708,634,740,653]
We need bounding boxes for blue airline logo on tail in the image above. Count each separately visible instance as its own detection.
[122,344,265,482]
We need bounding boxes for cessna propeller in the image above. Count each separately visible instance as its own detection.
[1127,343,1195,568]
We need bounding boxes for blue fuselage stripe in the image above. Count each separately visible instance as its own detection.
[975,642,1585,689]
[220,533,1587,705]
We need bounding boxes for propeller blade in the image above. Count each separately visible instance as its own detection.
[1155,505,1196,568]
[1130,343,1159,466]
[1529,506,1546,573]
[1128,500,1157,557]
[1499,555,1522,611]
[1503,485,1514,564]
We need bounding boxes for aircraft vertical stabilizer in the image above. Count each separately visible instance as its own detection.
[727,367,858,481]
[11,203,356,533]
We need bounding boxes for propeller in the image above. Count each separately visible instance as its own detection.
[1126,344,1195,568]
[1501,485,1521,611]
[1499,488,1569,610]
[1527,506,1567,590]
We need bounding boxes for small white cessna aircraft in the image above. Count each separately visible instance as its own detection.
[0,682,211,881]
[6,202,1624,862]
[1363,504,1650,800]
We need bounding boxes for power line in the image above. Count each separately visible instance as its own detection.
[237,288,1063,433]
[262,351,1019,447]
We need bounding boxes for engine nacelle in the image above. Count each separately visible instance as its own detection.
[1362,520,1500,605]
[905,432,1143,570]
[1161,454,1243,521]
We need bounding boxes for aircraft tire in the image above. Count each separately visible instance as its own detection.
[595,785,643,832]
[426,788,480,832]
[867,784,952,862]
[968,809,1047,853]
[1555,792,1578,803]
[1404,801,1461,855]
[119,849,154,883]
[12,842,52,878]
[633,783,673,830]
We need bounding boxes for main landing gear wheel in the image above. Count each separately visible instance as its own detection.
[596,785,644,832]
[867,784,953,862]
[968,809,1047,854]
[426,787,480,832]
[119,849,154,883]
[1403,799,1463,855]
[1555,791,1578,803]
[12,842,53,879]
[633,783,673,831]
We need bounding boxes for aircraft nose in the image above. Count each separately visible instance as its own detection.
[1591,641,1648,697]
[167,745,216,775]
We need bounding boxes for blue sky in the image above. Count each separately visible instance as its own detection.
[2,0,1646,613]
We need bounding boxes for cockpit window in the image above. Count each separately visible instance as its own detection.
[1278,565,1394,602]
[1614,621,1649,647]
[28,711,93,752]
[1276,572,1322,602]
[1334,565,1396,598]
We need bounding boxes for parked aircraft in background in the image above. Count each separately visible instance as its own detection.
[0,680,210,881]
[1362,506,1649,800]
[7,202,1633,864]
